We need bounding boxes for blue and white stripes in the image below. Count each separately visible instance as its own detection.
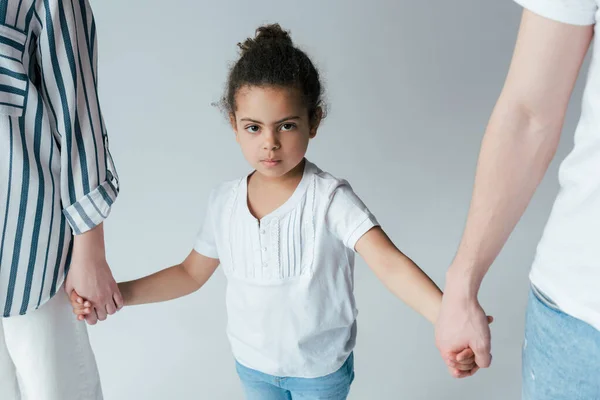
[0,0,118,317]
[0,24,27,116]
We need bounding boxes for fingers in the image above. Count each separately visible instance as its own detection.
[448,366,471,379]
[71,296,91,309]
[100,290,123,317]
[71,292,90,307]
[72,306,91,316]
[73,289,123,323]
[445,349,474,365]
[113,291,124,311]
[448,364,480,378]
[70,291,92,324]
[105,301,117,316]
[454,361,477,371]
[95,307,108,322]
[474,346,492,368]
[69,290,80,304]
[448,357,475,367]
[445,356,476,370]
[444,347,481,378]
[85,309,98,325]
[456,348,474,362]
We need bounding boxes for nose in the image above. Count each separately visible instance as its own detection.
[262,129,281,151]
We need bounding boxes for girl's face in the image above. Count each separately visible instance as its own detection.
[231,85,321,179]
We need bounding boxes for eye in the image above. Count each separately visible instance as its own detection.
[280,123,296,132]
[245,125,260,134]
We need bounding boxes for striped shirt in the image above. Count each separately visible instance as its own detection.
[0,0,118,317]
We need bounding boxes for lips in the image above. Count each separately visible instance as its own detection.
[261,159,281,167]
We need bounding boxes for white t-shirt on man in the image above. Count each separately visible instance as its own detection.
[515,0,600,331]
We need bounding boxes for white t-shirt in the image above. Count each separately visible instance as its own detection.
[515,0,600,331]
[194,160,378,378]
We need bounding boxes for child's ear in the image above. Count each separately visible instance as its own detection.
[229,113,239,142]
[309,107,323,139]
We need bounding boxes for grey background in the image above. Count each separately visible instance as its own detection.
[89,0,590,398]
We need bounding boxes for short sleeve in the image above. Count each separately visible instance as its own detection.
[514,0,597,26]
[325,181,379,251]
[193,189,219,259]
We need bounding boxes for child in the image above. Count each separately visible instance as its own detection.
[71,24,488,399]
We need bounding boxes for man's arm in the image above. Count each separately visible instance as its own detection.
[435,9,593,377]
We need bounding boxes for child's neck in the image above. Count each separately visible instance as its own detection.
[247,159,306,221]
[250,159,305,188]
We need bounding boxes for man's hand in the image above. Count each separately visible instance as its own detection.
[435,279,493,378]
[64,223,123,325]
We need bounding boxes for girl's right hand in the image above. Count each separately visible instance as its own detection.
[69,290,93,321]
[444,315,494,378]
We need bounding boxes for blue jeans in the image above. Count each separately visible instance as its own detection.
[522,286,600,400]
[236,353,354,400]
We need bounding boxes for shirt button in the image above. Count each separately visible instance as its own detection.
[262,247,267,252]
[260,229,266,234]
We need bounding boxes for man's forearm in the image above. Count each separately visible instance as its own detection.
[447,102,562,296]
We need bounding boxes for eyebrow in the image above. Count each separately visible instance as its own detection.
[240,116,301,125]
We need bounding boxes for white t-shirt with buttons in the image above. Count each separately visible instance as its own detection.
[194,160,379,378]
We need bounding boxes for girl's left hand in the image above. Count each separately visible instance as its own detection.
[69,290,93,321]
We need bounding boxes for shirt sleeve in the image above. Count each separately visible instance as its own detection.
[325,180,379,251]
[193,189,219,259]
[38,0,119,235]
[514,0,597,26]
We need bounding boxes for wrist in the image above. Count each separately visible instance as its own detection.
[119,282,132,306]
[445,263,484,301]
[427,302,442,325]
[72,223,106,260]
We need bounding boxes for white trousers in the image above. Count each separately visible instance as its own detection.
[0,287,102,400]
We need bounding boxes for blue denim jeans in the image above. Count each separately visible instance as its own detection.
[236,353,354,400]
[522,285,600,399]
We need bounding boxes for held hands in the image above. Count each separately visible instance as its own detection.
[70,290,92,321]
[438,315,494,378]
[69,290,119,321]
[68,289,496,378]
[436,289,494,378]
[65,224,123,325]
